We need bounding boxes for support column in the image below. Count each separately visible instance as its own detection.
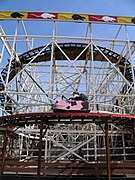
[105,122,111,180]
[37,122,43,180]
[132,124,135,147]
[0,124,9,178]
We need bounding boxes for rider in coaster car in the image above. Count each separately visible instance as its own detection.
[69,92,82,100]
[62,92,88,101]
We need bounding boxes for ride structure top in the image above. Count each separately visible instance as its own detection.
[0,10,134,117]
[0,12,135,180]
[0,11,135,25]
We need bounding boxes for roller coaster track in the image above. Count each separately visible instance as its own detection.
[0,111,135,127]
[0,42,134,113]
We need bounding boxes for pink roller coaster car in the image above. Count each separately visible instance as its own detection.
[53,94,90,112]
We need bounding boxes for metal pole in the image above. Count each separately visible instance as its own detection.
[105,122,111,180]
[37,122,43,180]
[132,124,135,148]
[90,23,96,111]
[0,124,9,178]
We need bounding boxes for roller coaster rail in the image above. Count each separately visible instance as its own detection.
[0,11,135,180]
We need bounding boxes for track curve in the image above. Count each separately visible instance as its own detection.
[0,42,134,114]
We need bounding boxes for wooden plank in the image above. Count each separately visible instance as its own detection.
[111,169,135,174]
[1,160,135,176]
[1,166,135,175]
[1,167,37,173]
[1,161,135,168]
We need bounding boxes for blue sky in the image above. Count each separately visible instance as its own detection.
[0,0,135,17]
[0,0,135,66]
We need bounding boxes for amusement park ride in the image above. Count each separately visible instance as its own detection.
[0,11,135,179]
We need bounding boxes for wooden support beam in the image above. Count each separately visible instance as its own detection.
[0,124,9,178]
[37,122,43,180]
[105,122,111,180]
[132,124,135,147]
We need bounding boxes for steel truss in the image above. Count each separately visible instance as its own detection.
[0,19,135,179]
[5,123,134,162]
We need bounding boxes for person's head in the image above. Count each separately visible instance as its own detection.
[73,91,79,96]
